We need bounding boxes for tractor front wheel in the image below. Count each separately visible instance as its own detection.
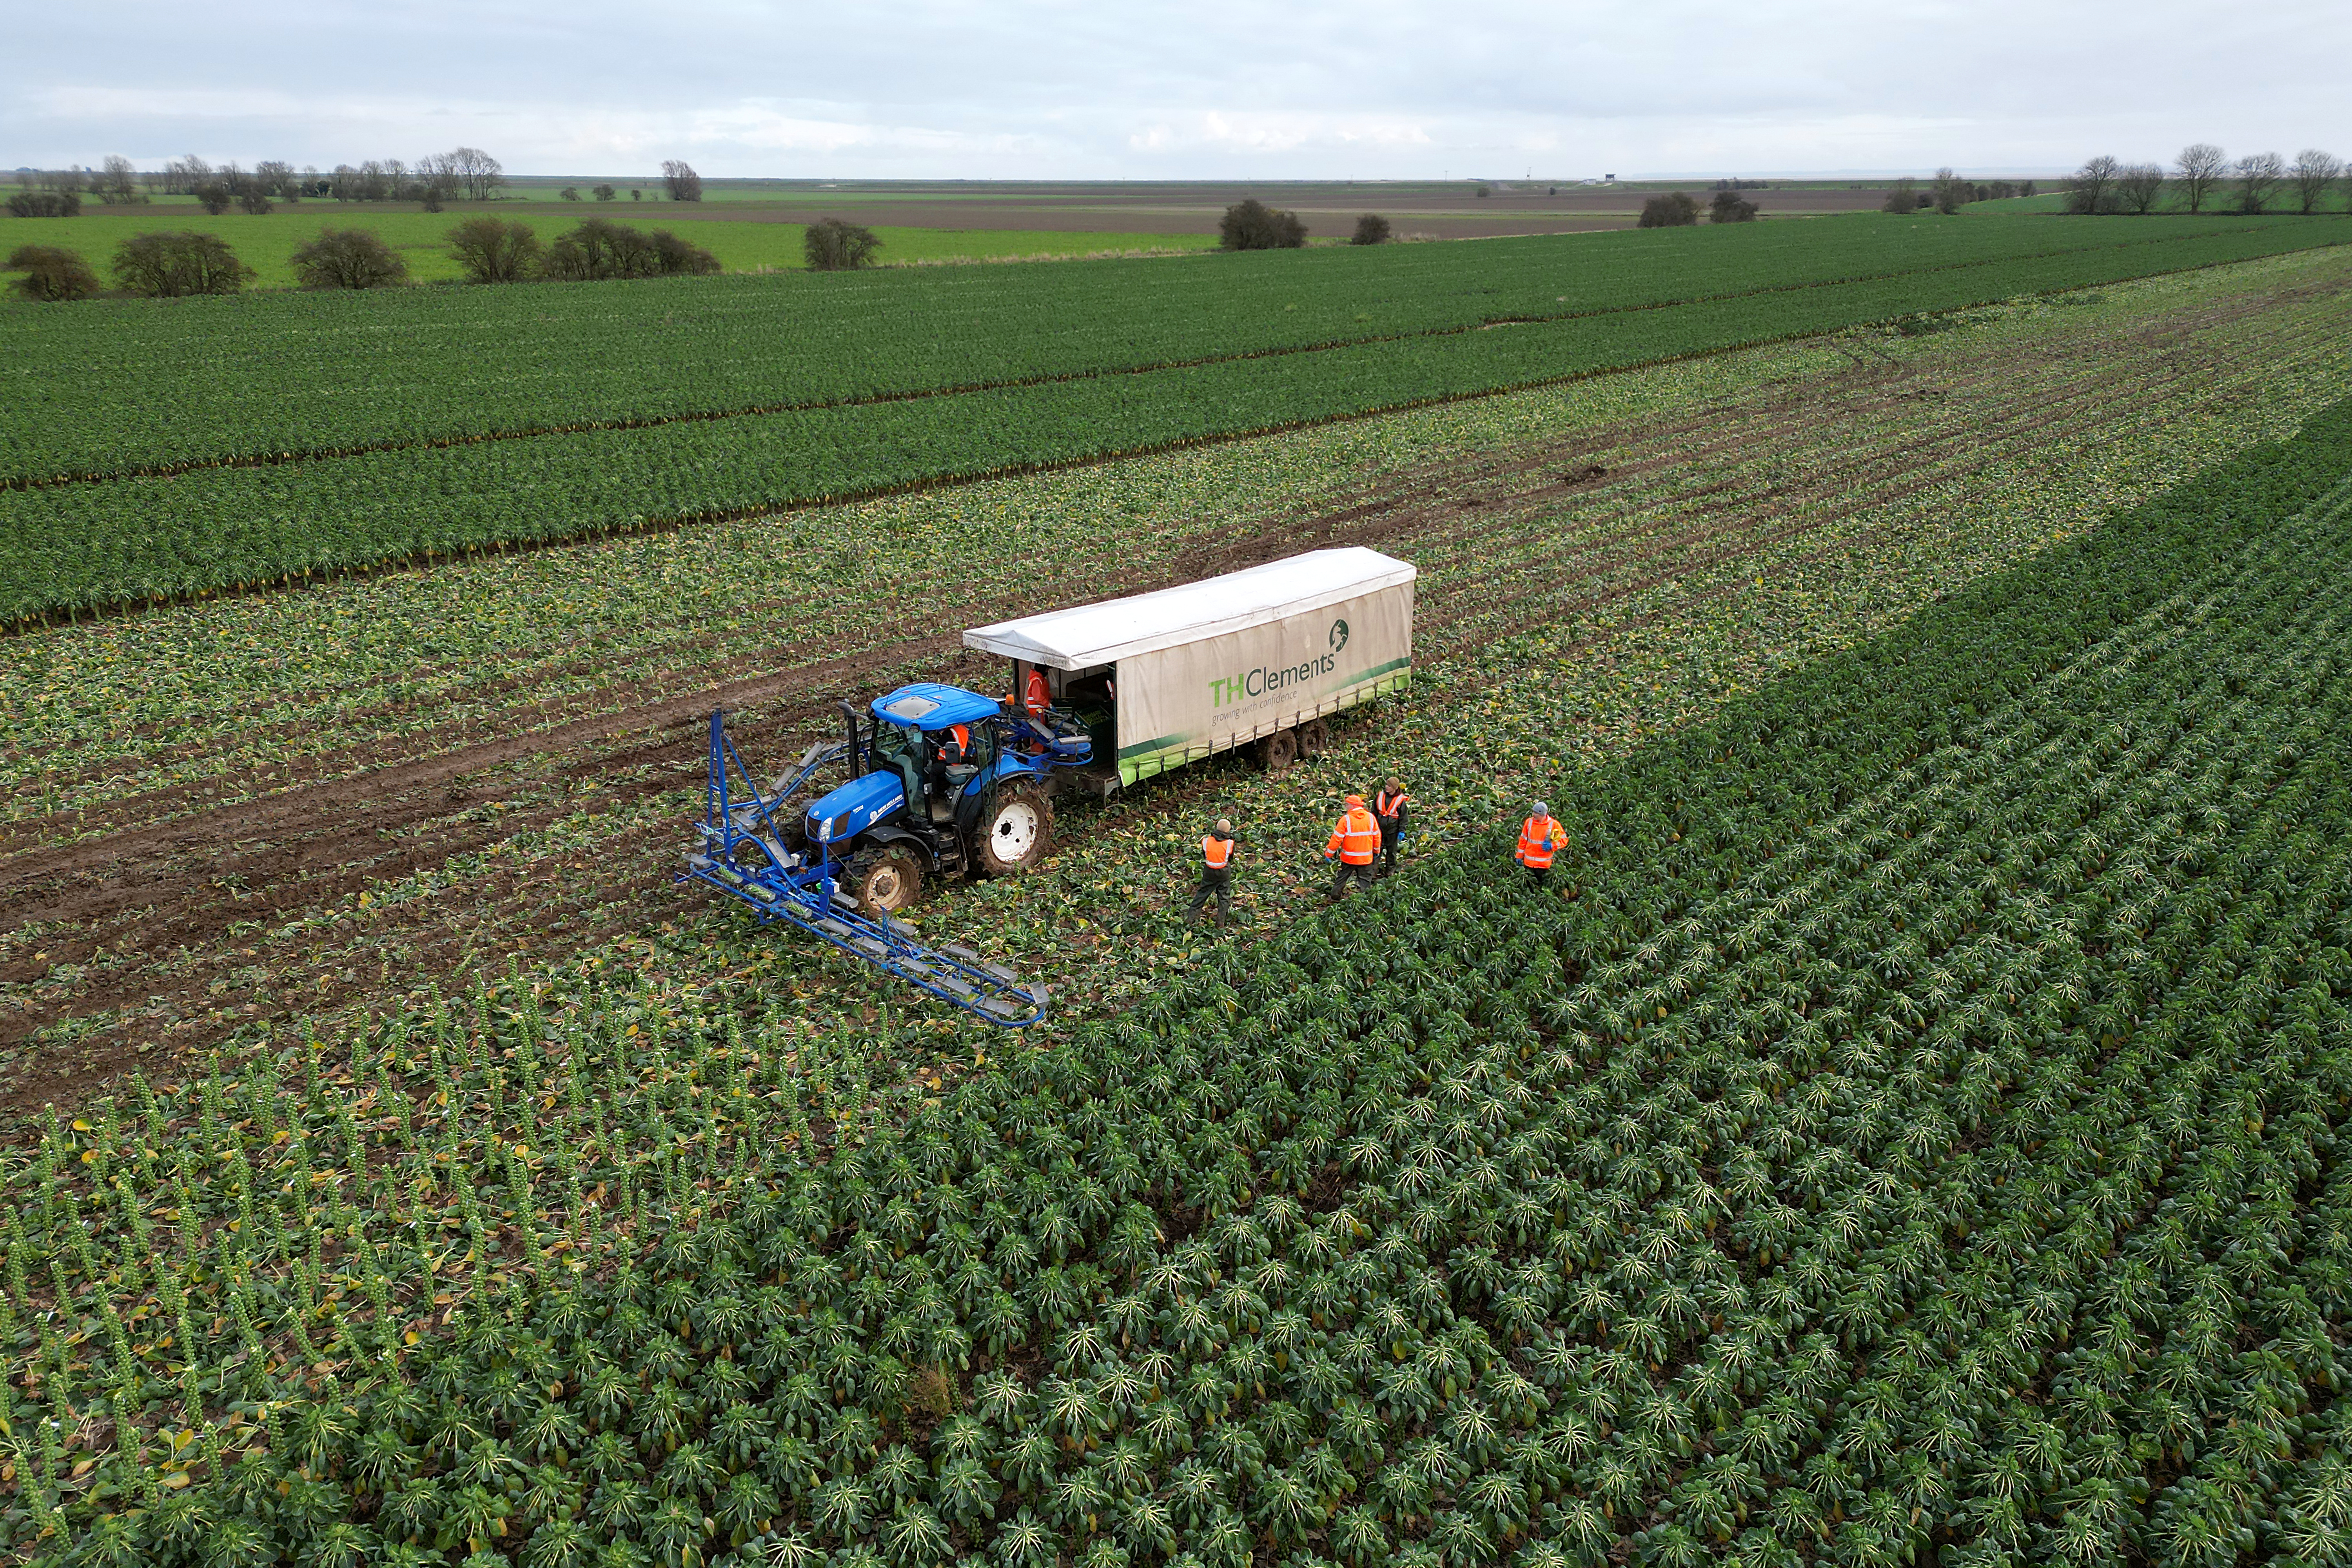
[977,783,1054,876]
[846,845,925,914]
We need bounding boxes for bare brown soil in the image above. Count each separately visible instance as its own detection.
[0,270,2331,1117]
[229,181,1913,241]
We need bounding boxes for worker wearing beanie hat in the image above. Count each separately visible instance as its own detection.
[1325,793,1381,902]
[1191,817,1240,924]
[1515,800,1567,887]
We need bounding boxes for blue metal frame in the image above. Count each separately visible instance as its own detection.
[679,710,1049,1027]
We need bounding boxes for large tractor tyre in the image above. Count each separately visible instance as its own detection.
[977,783,1054,876]
[1296,718,1330,759]
[1258,728,1300,777]
[845,845,925,914]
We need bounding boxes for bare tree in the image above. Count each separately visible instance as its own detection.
[254,160,298,200]
[1878,178,1918,214]
[112,231,251,296]
[5,244,101,301]
[2234,151,2284,213]
[2063,155,2120,214]
[2290,149,2343,214]
[447,147,503,201]
[1709,189,1759,222]
[163,155,212,196]
[417,152,462,207]
[593,183,617,202]
[1350,214,1391,244]
[98,155,138,204]
[661,160,703,201]
[2114,164,2166,214]
[447,217,542,282]
[290,228,409,289]
[1219,198,1308,248]
[1930,167,1969,214]
[2174,144,2226,214]
[804,217,882,269]
[1638,192,1700,227]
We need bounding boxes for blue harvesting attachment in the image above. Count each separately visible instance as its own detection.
[679,709,1049,1027]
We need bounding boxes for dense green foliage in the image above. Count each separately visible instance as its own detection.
[10,399,2352,1564]
[5,215,2335,486]
[6,218,2347,625]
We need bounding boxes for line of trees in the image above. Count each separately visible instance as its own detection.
[10,150,506,214]
[3,215,724,302]
[1637,190,1763,226]
[2065,146,2346,214]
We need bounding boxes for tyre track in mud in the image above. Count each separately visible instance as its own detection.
[2,271,2343,1111]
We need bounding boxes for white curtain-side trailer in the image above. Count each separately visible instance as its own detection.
[963,547,1416,789]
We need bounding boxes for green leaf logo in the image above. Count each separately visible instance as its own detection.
[1330,619,1350,654]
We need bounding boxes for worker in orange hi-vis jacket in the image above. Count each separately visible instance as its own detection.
[1515,800,1568,887]
[1325,793,1382,902]
[1372,775,1413,877]
[1191,818,1240,924]
[1023,666,1051,718]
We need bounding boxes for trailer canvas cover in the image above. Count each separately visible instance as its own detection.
[964,548,1415,785]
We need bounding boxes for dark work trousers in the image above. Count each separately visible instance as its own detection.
[1521,862,1551,888]
[1329,860,1376,900]
[1376,815,1404,873]
[1190,867,1232,920]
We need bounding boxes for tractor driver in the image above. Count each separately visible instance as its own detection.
[927,721,975,813]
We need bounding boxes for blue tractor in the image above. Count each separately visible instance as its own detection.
[681,683,1094,1025]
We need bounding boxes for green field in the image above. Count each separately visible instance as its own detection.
[0,209,1216,288]
[9,167,2352,1568]
[5,212,2346,624]
[9,334,2352,1564]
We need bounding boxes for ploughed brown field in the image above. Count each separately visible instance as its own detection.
[255,179,1927,240]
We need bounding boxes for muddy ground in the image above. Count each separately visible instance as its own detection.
[0,268,2332,1118]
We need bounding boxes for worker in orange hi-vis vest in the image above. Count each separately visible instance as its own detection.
[1190,818,1240,924]
[1515,800,1568,887]
[1372,775,1413,877]
[1325,793,1382,902]
[1024,666,1052,718]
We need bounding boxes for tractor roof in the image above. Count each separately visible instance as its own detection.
[962,547,1416,670]
[871,683,1002,730]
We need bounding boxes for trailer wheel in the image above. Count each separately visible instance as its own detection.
[1259,728,1299,777]
[1296,718,1330,758]
[846,845,925,914]
[977,783,1054,876]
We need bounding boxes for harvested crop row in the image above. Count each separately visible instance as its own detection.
[7,217,2346,626]
[7,397,2351,1564]
[2,214,2309,486]
[6,253,2347,1095]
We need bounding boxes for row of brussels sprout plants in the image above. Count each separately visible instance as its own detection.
[2,215,2292,487]
[11,219,2350,626]
[7,401,2352,1566]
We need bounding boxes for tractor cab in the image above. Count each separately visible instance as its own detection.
[789,682,1092,914]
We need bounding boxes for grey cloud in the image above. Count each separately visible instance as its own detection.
[6,0,2346,176]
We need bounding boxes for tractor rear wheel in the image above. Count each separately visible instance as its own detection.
[1259,728,1299,777]
[845,845,925,914]
[977,782,1054,876]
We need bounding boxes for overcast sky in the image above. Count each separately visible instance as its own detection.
[8,0,2347,180]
